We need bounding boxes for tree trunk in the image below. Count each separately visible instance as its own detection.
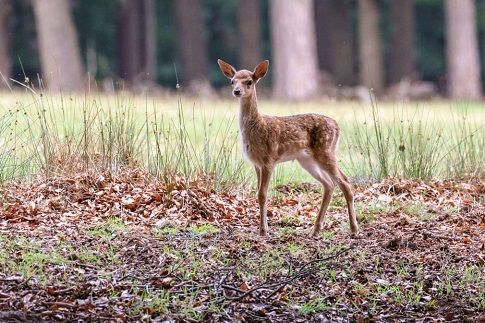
[174,0,209,85]
[118,0,157,85]
[270,0,319,100]
[141,0,157,83]
[238,0,262,69]
[32,0,84,91]
[314,0,332,73]
[445,0,481,100]
[315,0,355,85]
[357,0,384,92]
[118,0,141,85]
[0,0,11,87]
[389,0,416,84]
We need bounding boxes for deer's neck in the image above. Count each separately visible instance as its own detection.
[239,90,261,132]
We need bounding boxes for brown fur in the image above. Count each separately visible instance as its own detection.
[217,59,359,237]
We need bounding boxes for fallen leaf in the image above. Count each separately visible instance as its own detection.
[284,199,298,206]
[240,281,250,291]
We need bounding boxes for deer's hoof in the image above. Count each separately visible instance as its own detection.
[349,228,360,239]
[350,225,359,235]
[311,224,322,237]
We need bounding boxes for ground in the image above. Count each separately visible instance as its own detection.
[0,169,483,322]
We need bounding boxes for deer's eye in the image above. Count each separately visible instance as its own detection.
[247,80,252,86]
[231,80,234,85]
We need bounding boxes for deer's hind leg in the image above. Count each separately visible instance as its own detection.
[254,165,261,190]
[319,161,359,234]
[297,157,335,237]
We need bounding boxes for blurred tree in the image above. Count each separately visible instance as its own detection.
[238,0,262,69]
[3,0,483,94]
[315,0,331,73]
[315,0,355,85]
[270,0,319,100]
[118,0,140,85]
[142,0,157,83]
[445,0,481,99]
[32,0,84,91]
[389,0,416,84]
[358,0,383,92]
[174,0,210,86]
[118,0,157,86]
[0,0,11,87]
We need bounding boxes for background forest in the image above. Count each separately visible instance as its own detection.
[1,0,485,100]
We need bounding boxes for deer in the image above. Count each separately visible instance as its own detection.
[217,59,359,237]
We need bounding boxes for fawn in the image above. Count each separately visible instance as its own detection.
[217,59,359,237]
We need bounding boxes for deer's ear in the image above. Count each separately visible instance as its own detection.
[253,60,269,81]
[218,59,236,79]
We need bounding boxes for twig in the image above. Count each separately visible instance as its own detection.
[44,301,77,308]
[270,247,352,298]
[46,286,77,296]
[6,276,33,293]
[266,271,312,299]
[72,261,97,269]
[228,247,351,302]
[116,274,146,282]
[220,284,246,294]
[294,247,351,274]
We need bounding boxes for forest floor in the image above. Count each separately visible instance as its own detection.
[0,169,484,322]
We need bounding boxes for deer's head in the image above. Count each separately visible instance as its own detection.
[218,59,269,98]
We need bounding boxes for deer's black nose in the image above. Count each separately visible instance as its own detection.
[233,89,241,96]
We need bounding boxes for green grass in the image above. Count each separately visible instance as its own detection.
[153,226,181,237]
[0,234,68,283]
[297,296,329,315]
[402,202,433,220]
[189,224,220,235]
[279,213,302,226]
[0,92,483,188]
[86,216,126,240]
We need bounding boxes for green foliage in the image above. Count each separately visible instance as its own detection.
[156,1,178,86]
[415,0,445,83]
[10,1,39,79]
[73,0,120,80]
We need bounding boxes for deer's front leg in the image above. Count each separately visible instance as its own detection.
[257,165,273,236]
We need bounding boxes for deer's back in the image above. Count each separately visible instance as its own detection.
[241,113,340,166]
